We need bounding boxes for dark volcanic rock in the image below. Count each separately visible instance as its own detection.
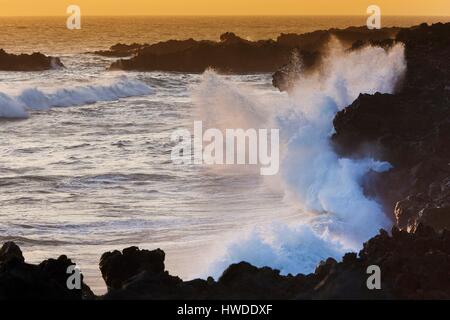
[396,23,450,95]
[272,49,320,92]
[1,222,449,300]
[106,27,398,74]
[0,49,64,71]
[0,241,24,264]
[0,242,92,300]
[272,26,400,91]
[332,23,450,232]
[100,246,165,290]
[99,225,449,299]
[92,43,146,57]
[276,26,399,51]
[360,225,450,299]
[109,33,299,73]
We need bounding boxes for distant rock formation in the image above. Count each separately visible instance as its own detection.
[0,49,64,71]
[107,33,300,73]
[103,27,398,74]
[91,43,145,57]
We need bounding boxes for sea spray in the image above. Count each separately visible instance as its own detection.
[196,41,406,278]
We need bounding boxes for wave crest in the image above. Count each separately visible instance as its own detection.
[0,75,153,119]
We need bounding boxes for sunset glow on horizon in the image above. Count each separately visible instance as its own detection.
[0,0,449,17]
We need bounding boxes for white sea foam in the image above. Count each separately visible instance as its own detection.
[195,41,406,278]
[0,75,153,119]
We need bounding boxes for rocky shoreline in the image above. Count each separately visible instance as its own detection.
[1,22,449,299]
[1,223,449,300]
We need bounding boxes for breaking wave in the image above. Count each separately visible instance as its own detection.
[0,75,153,119]
[195,41,407,277]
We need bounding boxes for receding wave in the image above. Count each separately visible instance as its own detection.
[0,75,153,119]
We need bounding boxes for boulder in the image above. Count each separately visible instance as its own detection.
[0,242,92,300]
[99,246,165,290]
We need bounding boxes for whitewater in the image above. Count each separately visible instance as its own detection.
[199,41,406,277]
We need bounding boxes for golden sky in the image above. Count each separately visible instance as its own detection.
[0,0,449,16]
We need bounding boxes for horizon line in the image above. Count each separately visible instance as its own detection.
[1,14,450,18]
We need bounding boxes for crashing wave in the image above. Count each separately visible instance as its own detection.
[194,41,406,278]
[0,75,153,119]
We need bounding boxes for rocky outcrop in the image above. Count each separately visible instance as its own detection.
[0,49,64,71]
[100,246,165,290]
[1,223,448,299]
[331,23,450,232]
[91,43,145,57]
[0,242,93,300]
[272,27,400,91]
[106,27,398,74]
[98,225,450,300]
[108,33,301,73]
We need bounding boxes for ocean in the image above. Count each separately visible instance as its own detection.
[1,15,449,293]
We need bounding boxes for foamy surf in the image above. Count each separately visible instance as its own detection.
[197,41,407,278]
[0,75,153,119]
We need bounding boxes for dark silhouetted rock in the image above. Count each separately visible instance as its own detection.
[1,221,449,300]
[100,246,165,290]
[0,49,64,71]
[91,43,146,57]
[272,26,400,91]
[108,34,296,73]
[0,242,92,300]
[0,242,24,264]
[105,27,398,74]
[99,225,450,300]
